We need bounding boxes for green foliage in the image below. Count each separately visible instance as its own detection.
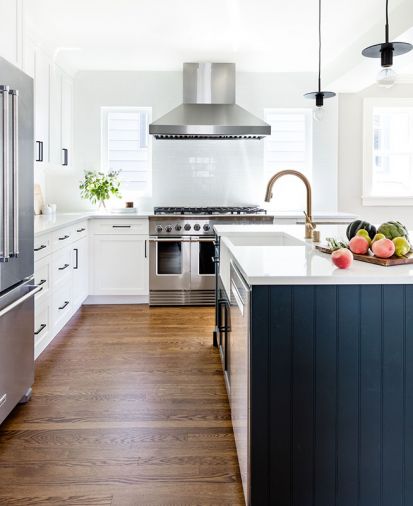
[79,170,122,206]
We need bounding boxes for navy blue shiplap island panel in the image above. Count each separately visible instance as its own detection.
[249,284,413,506]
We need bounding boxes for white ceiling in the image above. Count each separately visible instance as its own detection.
[25,0,408,74]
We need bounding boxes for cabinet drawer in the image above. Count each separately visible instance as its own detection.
[73,221,88,240]
[34,256,51,302]
[52,226,74,250]
[34,299,50,348]
[34,234,52,261]
[52,247,72,289]
[91,219,149,235]
[52,283,72,334]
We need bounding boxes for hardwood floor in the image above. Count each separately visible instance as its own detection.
[0,305,244,506]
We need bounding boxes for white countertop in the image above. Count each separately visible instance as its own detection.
[214,224,413,286]
[34,211,151,235]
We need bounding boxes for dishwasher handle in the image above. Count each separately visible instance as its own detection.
[0,285,42,318]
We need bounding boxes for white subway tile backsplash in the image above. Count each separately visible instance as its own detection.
[152,139,265,206]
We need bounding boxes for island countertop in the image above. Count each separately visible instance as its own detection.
[214,223,413,285]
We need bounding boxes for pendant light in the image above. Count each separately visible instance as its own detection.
[362,0,412,88]
[304,0,335,121]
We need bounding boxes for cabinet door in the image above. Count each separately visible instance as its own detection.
[91,235,148,296]
[61,74,73,167]
[34,48,50,166]
[72,236,89,307]
[49,64,63,166]
[0,0,21,67]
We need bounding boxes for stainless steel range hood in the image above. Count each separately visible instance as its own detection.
[149,63,271,140]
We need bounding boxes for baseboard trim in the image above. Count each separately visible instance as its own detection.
[84,295,149,305]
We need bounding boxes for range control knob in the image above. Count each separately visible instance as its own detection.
[194,224,201,231]
[175,224,182,231]
[203,224,211,232]
[156,225,163,233]
[165,225,173,233]
[184,224,191,231]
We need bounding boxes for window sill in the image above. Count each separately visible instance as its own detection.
[362,195,413,207]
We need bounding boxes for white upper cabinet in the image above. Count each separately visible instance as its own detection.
[61,74,73,167]
[49,64,73,168]
[0,0,23,67]
[34,47,51,166]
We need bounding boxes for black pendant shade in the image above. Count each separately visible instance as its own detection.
[304,0,335,107]
[362,0,412,67]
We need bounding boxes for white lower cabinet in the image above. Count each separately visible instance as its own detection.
[52,282,72,336]
[34,218,149,358]
[72,236,88,307]
[89,219,149,297]
[34,297,50,357]
[91,235,148,295]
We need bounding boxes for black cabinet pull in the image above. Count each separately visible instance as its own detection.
[38,279,47,286]
[62,148,68,166]
[76,228,86,233]
[34,244,47,252]
[144,240,147,258]
[58,235,70,241]
[112,225,131,228]
[34,323,46,335]
[35,140,43,162]
[74,248,79,270]
[58,301,69,310]
[58,263,69,271]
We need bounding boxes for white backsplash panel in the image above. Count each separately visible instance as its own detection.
[152,139,265,206]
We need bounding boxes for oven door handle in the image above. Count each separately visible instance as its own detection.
[149,238,192,243]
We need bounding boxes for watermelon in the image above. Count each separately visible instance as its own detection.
[346,220,377,240]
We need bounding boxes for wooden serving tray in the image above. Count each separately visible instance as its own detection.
[316,244,413,267]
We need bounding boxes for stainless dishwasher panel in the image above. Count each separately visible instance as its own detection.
[230,261,250,505]
[0,280,41,424]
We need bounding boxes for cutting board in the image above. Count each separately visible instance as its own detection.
[316,244,413,267]
[34,184,44,215]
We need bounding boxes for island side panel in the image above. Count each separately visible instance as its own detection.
[253,284,413,506]
[250,285,271,505]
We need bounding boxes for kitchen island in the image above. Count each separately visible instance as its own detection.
[214,224,413,506]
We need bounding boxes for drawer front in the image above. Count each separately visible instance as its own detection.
[52,283,72,334]
[73,221,88,240]
[52,226,74,251]
[91,219,149,235]
[52,247,72,289]
[34,300,50,347]
[34,256,51,302]
[34,234,52,261]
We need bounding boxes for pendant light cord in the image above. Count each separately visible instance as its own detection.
[385,0,389,42]
[318,0,321,91]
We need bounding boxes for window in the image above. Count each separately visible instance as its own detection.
[101,107,152,197]
[363,98,413,206]
[264,109,312,211]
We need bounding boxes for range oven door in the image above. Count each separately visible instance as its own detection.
[190,236,216,291]
[149,237,191,290]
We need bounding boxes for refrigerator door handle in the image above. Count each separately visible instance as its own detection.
[0,285,42,318]
[10,89,19,257]
[0,85,10,262]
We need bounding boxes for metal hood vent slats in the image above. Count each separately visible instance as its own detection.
[149,63,271,140]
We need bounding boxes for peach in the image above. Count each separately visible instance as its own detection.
[371,238,395,258]
[348,236,370,255]
[331,248,353,269]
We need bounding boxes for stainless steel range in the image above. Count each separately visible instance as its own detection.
[149,206,273,306]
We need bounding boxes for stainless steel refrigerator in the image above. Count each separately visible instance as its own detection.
[0,57,41,425]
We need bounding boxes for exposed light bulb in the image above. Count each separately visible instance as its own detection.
[313,106,325,122]
[377,66,397,88]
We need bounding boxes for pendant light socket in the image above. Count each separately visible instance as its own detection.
[303,0,335,112]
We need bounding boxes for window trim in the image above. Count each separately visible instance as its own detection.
[100,106,153,197]
[363,97,413,207]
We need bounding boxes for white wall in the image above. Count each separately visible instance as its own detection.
[338,83,413,228]
[45,70,339,212]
